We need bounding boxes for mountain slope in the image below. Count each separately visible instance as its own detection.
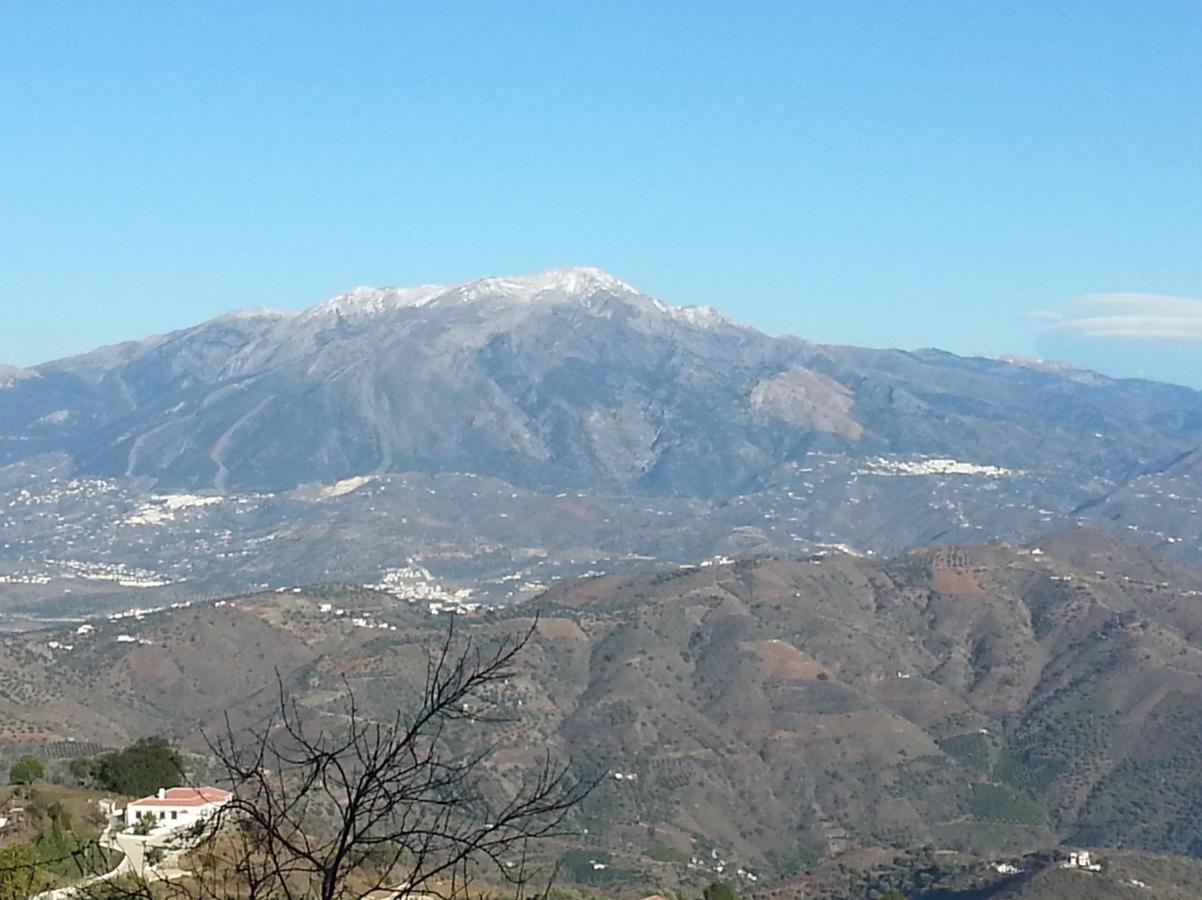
[3,267,1200,497]
[4,268,1202,601]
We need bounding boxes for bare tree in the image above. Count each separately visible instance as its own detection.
[76,618,595,900]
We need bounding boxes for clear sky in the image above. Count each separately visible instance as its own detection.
[2,1,1200,387]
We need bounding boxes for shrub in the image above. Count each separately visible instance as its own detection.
[9,754,45,785]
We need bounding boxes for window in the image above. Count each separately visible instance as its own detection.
[171,810,178,820]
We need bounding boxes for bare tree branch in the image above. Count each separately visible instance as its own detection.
[73,617,595,900]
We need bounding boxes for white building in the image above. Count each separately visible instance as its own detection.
[1061,850,1102,871]
[125,786,232,829]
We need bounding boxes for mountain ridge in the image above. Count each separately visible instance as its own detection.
[9,268,1147,386]
[2,268,1202,603]
[5,267,1199,493]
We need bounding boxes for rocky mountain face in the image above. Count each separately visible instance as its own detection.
[4,267,1200,495]
[4,533,1202,891]
[2,267,1201,608]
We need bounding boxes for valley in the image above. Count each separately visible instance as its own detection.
[3,531,1202,896]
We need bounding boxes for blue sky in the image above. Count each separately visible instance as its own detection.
[2,1,1200,386]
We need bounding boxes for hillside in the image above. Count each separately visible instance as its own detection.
[990,851,1202,900]
[2,268,1201,614]
[4,531,1202,894]
[768,847,1202,899]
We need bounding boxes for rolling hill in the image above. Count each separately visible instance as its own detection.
[4,531,1202,895]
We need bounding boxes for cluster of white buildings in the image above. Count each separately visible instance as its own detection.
[685,847,757,883]
[857,456,1020,478]
[0,571,53,585]
[0,560,170,588]
[123,493,224,527]
[108,599,193,621]
[365,564,476,606]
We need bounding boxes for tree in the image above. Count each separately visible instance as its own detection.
[69,756,100,787]
[9,755,44,785]
[703,883,738,900]
[86,619,594,900]
[0,842,49,899]
[95,737,184,797]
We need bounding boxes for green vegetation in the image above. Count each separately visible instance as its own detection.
[646,843,689,864]
[558,849,612,885]
[557,848,641,887]
[827,848,950,900]
[969,782,1047,825]
[703,883,738,900]
[992,745,1063,796]
[0,842,48,896]
[1071,693,1202,854]
[938,733,993,774]
[70,736,183,797]
[0,791,115,895]
[9,754,45,785]
[884,555,933,585]
[68,755,99,785]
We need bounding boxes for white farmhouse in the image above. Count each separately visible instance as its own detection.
[1061,850,1102,871]
[125,786,232,828]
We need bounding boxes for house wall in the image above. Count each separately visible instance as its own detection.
[124,801,220,828]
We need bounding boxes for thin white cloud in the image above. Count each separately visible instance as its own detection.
[1036,293,1202,340]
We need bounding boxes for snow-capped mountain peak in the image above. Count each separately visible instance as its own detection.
[287,266,744,336]
[301,283,448,321]
[452,266,640,302]
[298,267,638,321]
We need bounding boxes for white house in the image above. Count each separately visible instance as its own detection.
[1061,850,1102,871]
[125,786,232,829]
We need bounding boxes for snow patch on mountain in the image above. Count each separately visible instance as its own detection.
[302,284,447,321]
[660,302,738,329]
[450,266,639,303]
[290,267,740,333]
[998,355,1111,386]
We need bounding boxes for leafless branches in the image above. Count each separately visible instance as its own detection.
[79,618,594,900]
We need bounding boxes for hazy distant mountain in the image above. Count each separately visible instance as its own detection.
[2,268,1202,603]
[3,267,1200,496]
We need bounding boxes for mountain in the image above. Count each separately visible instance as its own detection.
[4,266,1201,495]
[5,532,1202,895]
[2,267,1202,608]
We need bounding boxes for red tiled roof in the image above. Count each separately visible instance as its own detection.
[129,787,232,807]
